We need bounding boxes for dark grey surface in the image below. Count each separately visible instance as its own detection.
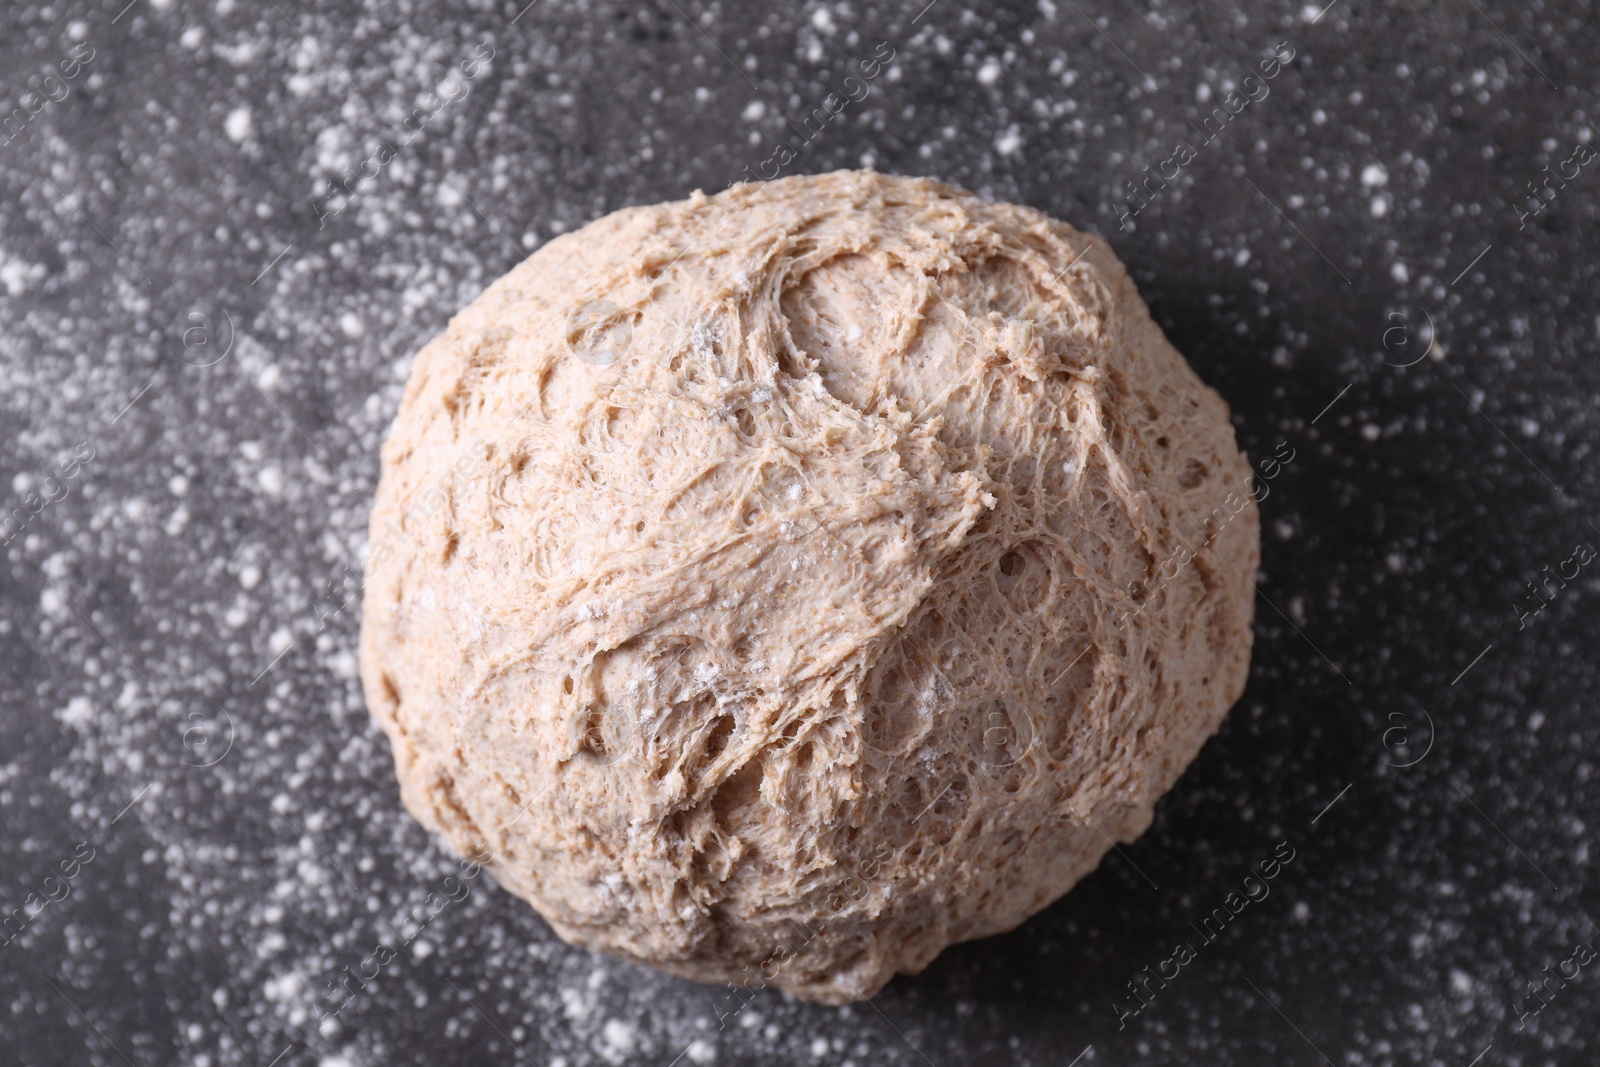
[2,1,1598,1064]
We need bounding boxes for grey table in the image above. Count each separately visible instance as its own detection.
[2,1,1597,1065]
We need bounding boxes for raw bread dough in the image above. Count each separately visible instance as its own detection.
[359,170,1259,1003]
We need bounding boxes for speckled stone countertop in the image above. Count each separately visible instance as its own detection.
[1,1,1597,1065]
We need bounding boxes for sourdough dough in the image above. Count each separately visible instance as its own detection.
[359,170,1259,1003]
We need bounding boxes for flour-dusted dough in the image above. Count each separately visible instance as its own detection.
[359,170,1259,1003]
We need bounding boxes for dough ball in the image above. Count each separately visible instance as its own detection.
[359,170,1259,1003]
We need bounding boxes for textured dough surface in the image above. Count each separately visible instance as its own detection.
[358,170,1259,1003]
